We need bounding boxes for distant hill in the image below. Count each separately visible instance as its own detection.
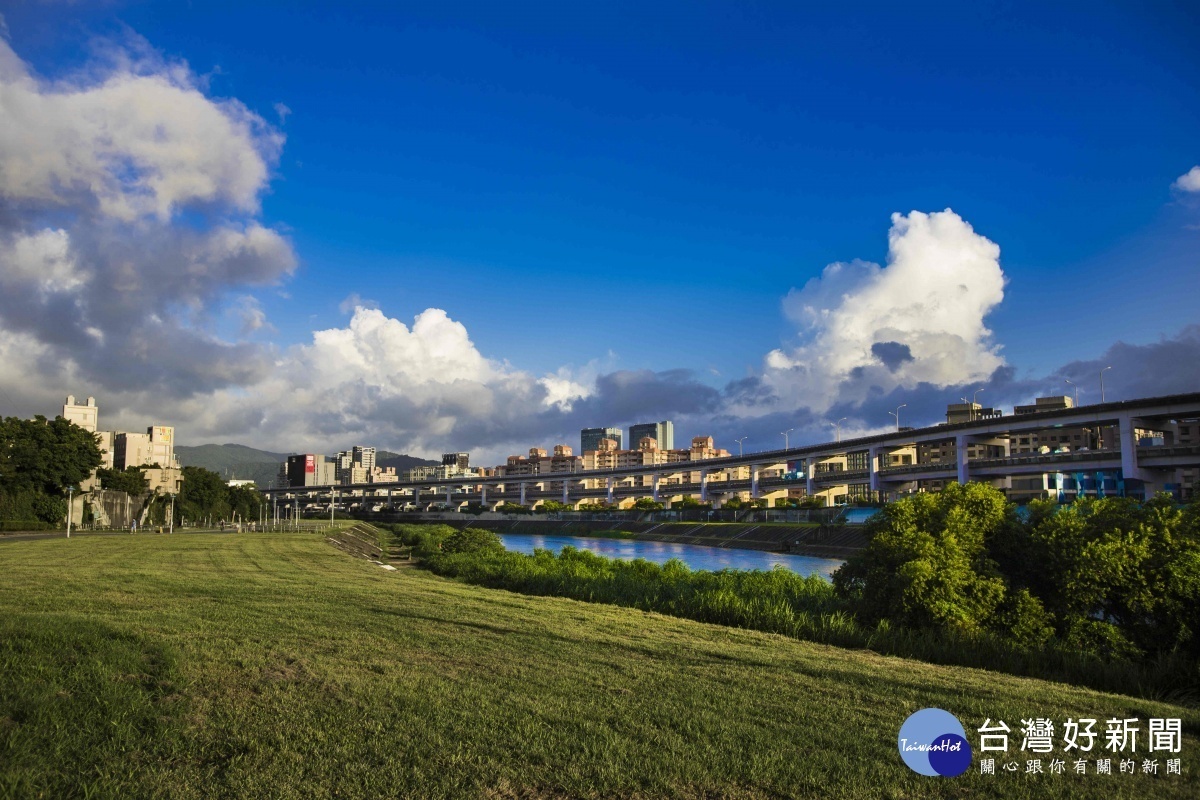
[175,444,292,489]
[175,444,438,488]
[376,451,441,473]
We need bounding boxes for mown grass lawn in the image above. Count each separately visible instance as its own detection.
[1,532,1196,799]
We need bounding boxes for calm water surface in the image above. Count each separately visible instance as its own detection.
[497,533,844,581]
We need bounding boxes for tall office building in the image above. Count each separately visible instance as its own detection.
[352,445,376,473]
[629,420,674,451]
[581,427,622,453]
[287,454,336,487]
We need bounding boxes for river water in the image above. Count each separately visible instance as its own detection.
[497,533,845,581]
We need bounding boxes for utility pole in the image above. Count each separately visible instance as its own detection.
[66,486,74,538]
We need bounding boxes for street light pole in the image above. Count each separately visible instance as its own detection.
[734,437,747,456]
[972,389,984,420]
[1100,366,1112,403]
[781,429,793,449]
[1064,378,1079,407]
[889,404,907,432]
[65,486,74,539]
[168,493,175,535]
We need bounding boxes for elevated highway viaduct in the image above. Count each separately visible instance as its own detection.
[263,392,1200,512]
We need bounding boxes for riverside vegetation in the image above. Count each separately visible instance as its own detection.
[2,532,1197,799]
[400,483,1200,702]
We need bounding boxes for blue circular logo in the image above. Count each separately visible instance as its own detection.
[898,708,972,777]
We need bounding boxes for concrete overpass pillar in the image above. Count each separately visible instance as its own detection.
[806,461,815,497]
[751,465,760,498]
[652,474,660,502]
[520,482,527,506]
[562,481,569,505]
[445,485,451,504]
[956,435,970,485]
[481,485,487,505]
[700,470,709,502]
[1118,413,1145,482]
[869,447,881,493]
[606,477,614,505]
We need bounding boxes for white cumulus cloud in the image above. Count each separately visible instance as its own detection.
[0,33,295,398]
[756,209,1006,414]
[1173,166,1200,193]
[0,37,280,222]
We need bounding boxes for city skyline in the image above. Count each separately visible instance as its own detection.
[1,4,1199,464]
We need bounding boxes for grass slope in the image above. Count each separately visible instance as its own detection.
[1,533,1196,799]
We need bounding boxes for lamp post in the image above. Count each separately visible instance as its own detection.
[889,404,907,432]
[972,389,984,419]
[1064,378,1079,407]
[781,429,793,450]
[168,493,175,535]
[1100,366,1112,403]
[65,485,74,539]
[734,437,747,456]
[831,417,847,443]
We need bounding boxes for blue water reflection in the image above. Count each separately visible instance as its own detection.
[498,533,844,581]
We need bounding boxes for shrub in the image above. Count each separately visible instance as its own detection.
[440,527,503,555]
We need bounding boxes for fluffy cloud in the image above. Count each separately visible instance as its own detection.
[756,209,1006,415]
[1173,166,1200,193]
[0,38,280,221]
[124,306,579,458]
[0,34,295,399]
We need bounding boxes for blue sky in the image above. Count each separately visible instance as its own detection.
[1,2,1198,459]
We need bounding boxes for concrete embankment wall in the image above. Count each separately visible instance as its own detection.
[421,517,869,558]
[89,489,149,529]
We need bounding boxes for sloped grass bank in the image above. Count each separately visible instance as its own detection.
[422,541,1198,703]
[0,533,1196,799]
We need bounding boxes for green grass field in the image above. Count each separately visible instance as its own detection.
[1,533,1196,799]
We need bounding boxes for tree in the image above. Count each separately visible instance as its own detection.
[539,500,570,512]
[0,416,102,495]
[228,485,264,522]
[97,466,149,495]
[632,498,664,511]
[1018,494,1200,659]
[833,482,1009,635]
[177,466,231,523]
[675,496,707,508]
